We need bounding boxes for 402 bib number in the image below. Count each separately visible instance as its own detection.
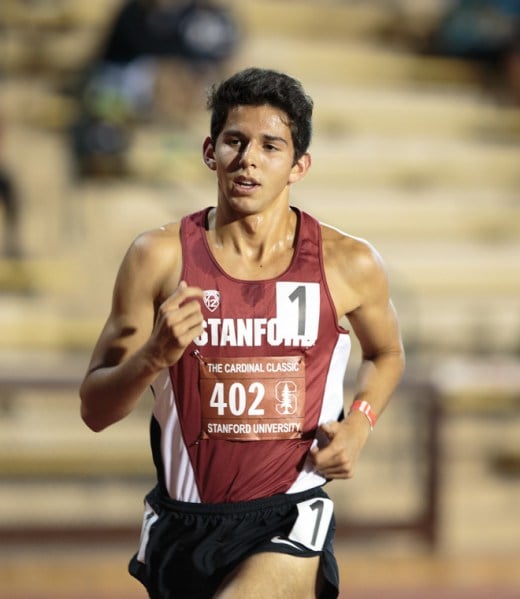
[209,381,265,416]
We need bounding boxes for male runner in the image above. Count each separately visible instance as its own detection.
[80,67,405,598]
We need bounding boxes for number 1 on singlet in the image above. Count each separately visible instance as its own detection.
[276,282,320,345]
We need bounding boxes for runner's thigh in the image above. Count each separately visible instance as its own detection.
[214,551,321,599]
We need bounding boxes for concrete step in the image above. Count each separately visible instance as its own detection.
[0,387,153,479]
[310,85,520,142]
[2,0,120,28]
[238,35,483,89]
[297,187,520,242]
[0,258,77,294]
[306,135,520,191]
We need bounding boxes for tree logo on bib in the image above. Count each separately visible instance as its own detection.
[275,381,298,415]
[203,289,220,312]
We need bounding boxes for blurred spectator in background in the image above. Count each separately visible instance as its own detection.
[422,0,520,103]
[102,0,238,65]
[0,169,20,257]
[70,0,239,178]
[0,115,21,257]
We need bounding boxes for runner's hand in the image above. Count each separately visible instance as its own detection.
[310,418,370,479]
[146,281,204,369]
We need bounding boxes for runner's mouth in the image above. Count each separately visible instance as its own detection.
[233,177,260,192]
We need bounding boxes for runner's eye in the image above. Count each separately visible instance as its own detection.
[226,137,241,147]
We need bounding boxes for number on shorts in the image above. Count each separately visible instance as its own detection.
[309,499,324,546]
[287,497,334,551]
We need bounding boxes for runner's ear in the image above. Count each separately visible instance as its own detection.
[288,152,311,185]
[203,137,217,170]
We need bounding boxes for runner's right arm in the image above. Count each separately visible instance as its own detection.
[79,228,203,431]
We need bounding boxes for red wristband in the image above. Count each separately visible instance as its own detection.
[349,400,377,430]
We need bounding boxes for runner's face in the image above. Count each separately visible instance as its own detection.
[207,105,305,215]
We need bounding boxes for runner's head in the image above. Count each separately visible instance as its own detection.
[207,67,313,162]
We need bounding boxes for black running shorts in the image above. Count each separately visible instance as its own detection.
[129,485,339,599]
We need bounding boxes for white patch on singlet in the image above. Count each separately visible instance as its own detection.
[275,282,320,346]
[287,332,351,494]
[152,369,201,502]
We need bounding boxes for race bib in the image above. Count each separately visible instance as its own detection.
[288,497,334,551]
[199,355,306,441]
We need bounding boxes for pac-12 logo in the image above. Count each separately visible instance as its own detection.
[203,289,220,312]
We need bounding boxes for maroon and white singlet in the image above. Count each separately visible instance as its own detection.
[150,207,351,503]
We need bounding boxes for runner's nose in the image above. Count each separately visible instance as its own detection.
[240,143,258,168]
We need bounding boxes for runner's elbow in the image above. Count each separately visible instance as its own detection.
[79,385,110,432]
[80,402,109,432]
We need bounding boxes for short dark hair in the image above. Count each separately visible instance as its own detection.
[206,67,313,161]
